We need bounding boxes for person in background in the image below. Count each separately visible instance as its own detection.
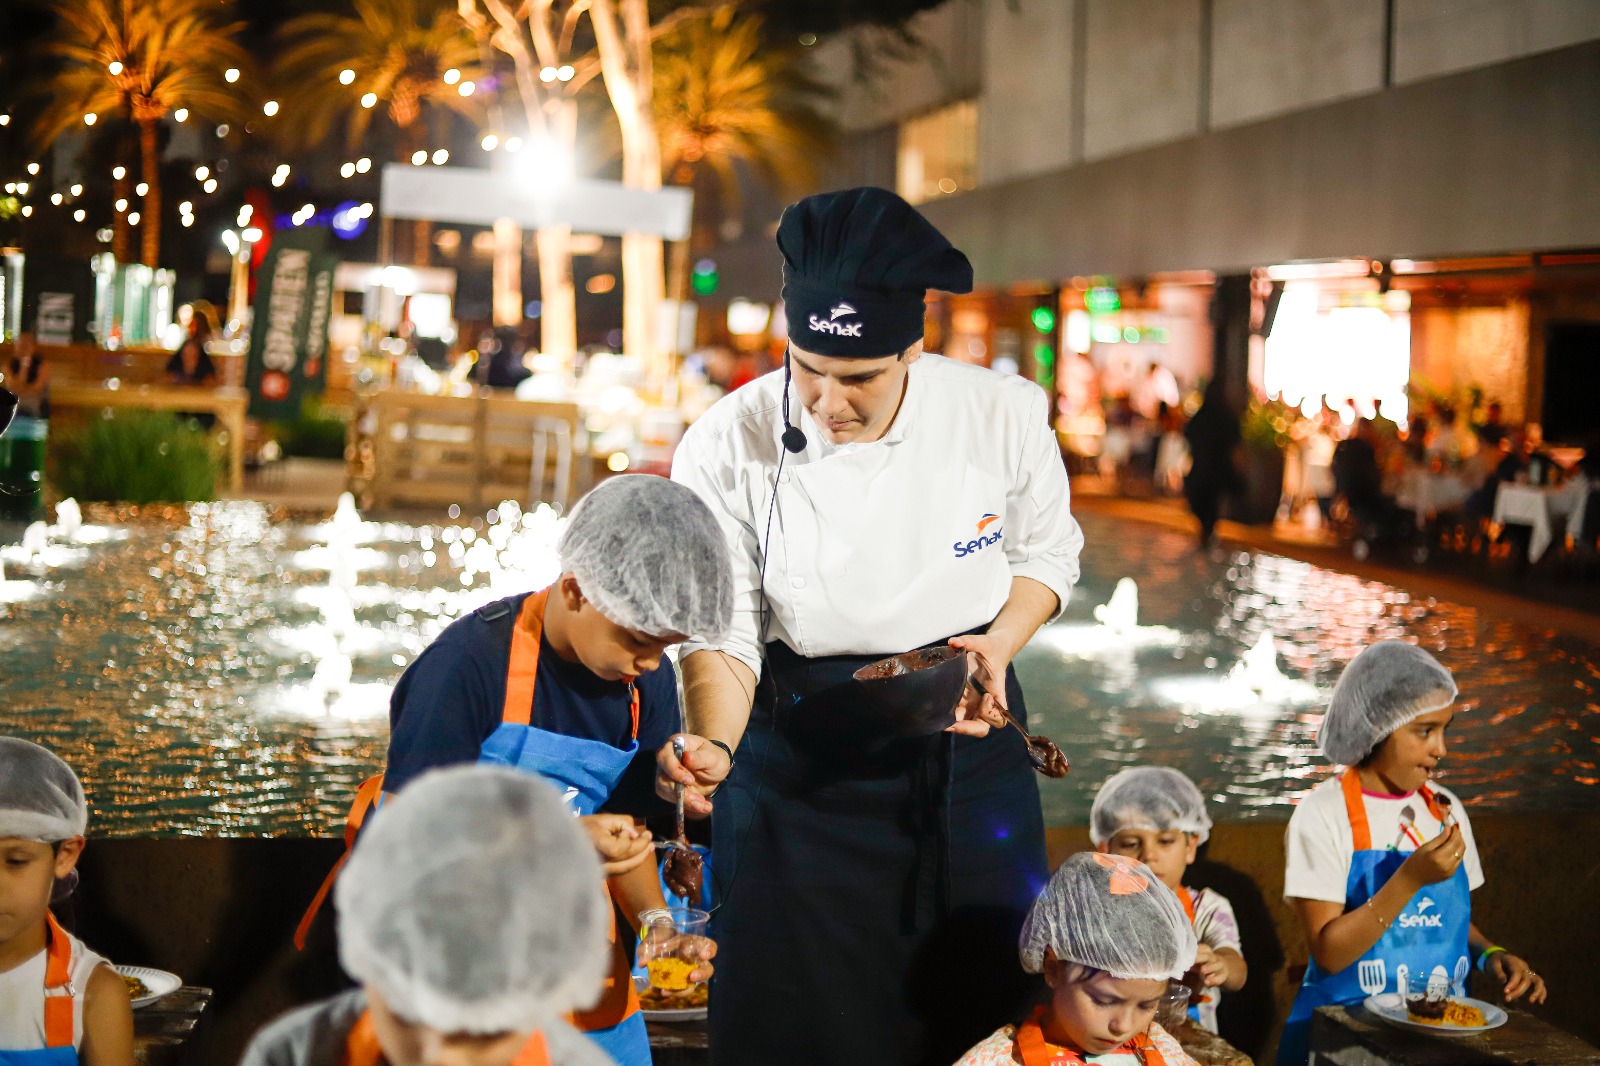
[1183,381,1241,548]
[1400,413,1431,466]
[952,851,1200,1066]
[166,315,217,387]
[6,332,50,420]
[1278,642,1546,1065]
[1091,767,1247,1035]
[1474,402,1509,449]
[1153,403,1190,496]
[482,326,533,390]
[1425,405,1468,467]
[0,737,134,1066]
[243,766,615,1066]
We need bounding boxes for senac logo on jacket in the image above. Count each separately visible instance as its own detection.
[954,514,1003,558]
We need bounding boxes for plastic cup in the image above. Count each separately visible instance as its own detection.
[1403,970,1450,1021]
[1155,982,1191,1031]
[638,907,710,992]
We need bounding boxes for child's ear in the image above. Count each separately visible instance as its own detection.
[1042,949,1064,989]
[1185,834,1200,866]
[558,573,586,610]
[53,837,85,879]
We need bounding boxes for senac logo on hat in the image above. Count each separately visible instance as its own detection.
[809,302,862,337]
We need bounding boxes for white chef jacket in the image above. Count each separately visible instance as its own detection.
[672,353,1083,675]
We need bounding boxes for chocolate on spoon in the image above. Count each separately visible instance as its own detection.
[662,737,705,900]
[967,675,1070,778]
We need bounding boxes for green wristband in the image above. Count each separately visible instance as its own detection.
[1477,945,1506,973]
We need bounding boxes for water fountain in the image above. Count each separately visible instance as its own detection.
[1033,577,1185,659]
[0,558,41,603]
[1147,631,1323,715]
[54,498,82,542]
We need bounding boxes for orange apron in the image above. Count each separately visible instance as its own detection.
[1013,1006,1169,1065]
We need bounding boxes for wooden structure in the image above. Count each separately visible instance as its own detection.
[1313,1003,1600,1065]
[134,985,212,1065]
[0,341,244,389]
[50,384,249,492]
[362,390,584,513]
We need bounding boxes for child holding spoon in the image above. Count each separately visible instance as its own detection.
[1278,641,1547,1065]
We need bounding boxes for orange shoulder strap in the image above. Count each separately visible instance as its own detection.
[514,1030,553,1066]
[295,773,387,950]
[340,1011,384,1066]
[43,912,75,1049]
[568,885,641,1033]
[502,589,550,727]
[1339,767,1372,851]
[1178,885,1198,925]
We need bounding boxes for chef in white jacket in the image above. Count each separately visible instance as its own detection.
[658,187,1083,1066]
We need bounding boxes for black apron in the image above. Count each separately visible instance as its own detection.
[708,637,1048,1066]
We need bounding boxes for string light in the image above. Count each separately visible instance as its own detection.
[216,124,229,137]
[21,205,31,217]
[271,163,290,188]
[178,200,192,213]
[51,193,63,205]
[3,183,13,194]
[115,197,128,212]
[339,68,355,85]
[84,113,97,125]
[181,215,194,227]
[411,150,426,165]
[224,68,240,83]
[539,66,557,83]
[458,81,474,97]
[15,182,27,195]
[135,182,148,196]
[108,61,124,75]
[174,108,188,122]
[443,68,460,85]
[74,209,86,221]
[356,157,371,173]
[360,92,377,108]
[237,204,252,222]
[263,100,279,116]
[340,162,355,178]
[481,133,498,151]
[127,211,140,225]
[194,165,209,180]
[203,178,218,193]
[504,136,522,152]
[557,65,574,81]
[113,166,127,180]
[0,114,10,126]
[70,184,83,196]
[26,163,39,175]
[242,226,262,242]
[432,148,448,164]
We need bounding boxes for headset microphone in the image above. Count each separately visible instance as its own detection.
[780,353,807,454]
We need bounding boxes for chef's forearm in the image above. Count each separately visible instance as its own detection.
[680,649,758,750]
[984,576,1060,661]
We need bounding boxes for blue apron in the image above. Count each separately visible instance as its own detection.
[0,914,79,1065]
[1277,769,1471,1065]
[475,589,649,1066]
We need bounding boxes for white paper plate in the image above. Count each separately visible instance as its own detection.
[1363,993,1507,1035]
[633,975,707,1023]
[113,966,182,1010]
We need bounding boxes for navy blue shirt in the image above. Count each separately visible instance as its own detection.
[385,591,680,817]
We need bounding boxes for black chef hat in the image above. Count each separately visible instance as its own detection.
[778,187,973,358]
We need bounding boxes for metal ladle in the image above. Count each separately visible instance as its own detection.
[660,736,705,900]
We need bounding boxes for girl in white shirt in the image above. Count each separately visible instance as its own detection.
[1278,641,1546,1065]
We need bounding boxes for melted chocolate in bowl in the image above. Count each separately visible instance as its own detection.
[854,645,962,681]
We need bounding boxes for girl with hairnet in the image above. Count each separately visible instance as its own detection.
[1091,767,1246,1033]
[953,851,1200,1065]
[0,737,133,1066]
[1278,641,1547,1065]
[297,475,734,1066]
[244,766,615,1066]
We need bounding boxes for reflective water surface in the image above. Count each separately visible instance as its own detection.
[1,504,1595,835]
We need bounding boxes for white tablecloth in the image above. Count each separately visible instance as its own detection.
[1493,480,1591,562]
[1395,468,1473,521]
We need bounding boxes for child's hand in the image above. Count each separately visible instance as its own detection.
[1398,823,1466,887]
[581,814,653,876]
[1487,951,1547,1004]
[1189,943,1229,988]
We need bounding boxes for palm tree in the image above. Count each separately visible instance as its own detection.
[35,0,250,268]
[650,7,834,316]
[273,0,484,266]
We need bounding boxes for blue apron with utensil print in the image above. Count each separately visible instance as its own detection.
[1277,769,1471,1065]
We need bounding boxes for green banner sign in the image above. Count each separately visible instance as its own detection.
[246,246,339,420]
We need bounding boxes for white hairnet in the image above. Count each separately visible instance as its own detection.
[1019,852,1198,981]
[335,765,610,1034]
[0,737,88,842]
[558,474,733,642]
[1318,640,1457,766]
[1090,766,1213,846]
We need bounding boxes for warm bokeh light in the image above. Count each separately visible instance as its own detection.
[263,100,279,116]
[432,148,448,164]
[174,108,188,122]
[224,67,240,82]
[360,92,377,108]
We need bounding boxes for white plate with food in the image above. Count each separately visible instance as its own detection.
[633,974,707,1022]
[113,966,182,1009]
[1363,992,1507,1034]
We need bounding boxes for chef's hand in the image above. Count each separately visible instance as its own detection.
[1487,951,1547,1004]
[655,733,729,818]
[946,634,1010,737]
[580,814,653,876]
[1397,823,1465,887]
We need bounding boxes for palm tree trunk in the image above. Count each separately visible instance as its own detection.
[138,118,161,268]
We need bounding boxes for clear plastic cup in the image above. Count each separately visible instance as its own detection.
[1156,982,1192,1031]
[638,907,711,993]
[1403,970,1450,1022]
